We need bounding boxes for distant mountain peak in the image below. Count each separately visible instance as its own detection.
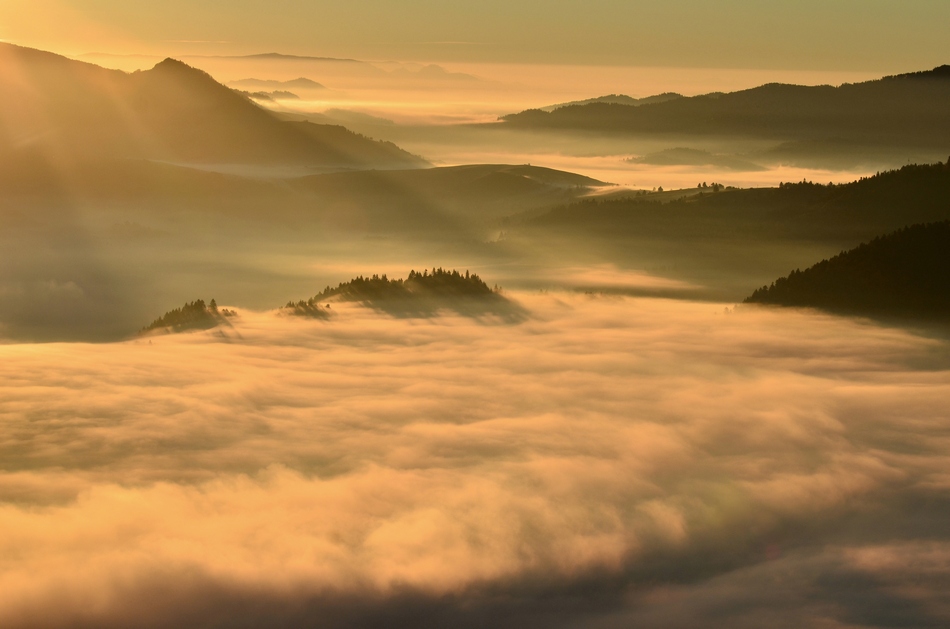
[144,58,226,90]
[150,57,210,77]
[229,77,327,90]
[153,57,189,70]
[0,43,427,169]
[236,52,361,63]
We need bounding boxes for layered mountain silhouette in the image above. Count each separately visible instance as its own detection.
[502,67,950,148]
[0,155,607,234]
[240,90,300,102]
[229,77,326,91]
[530,161,950,241]
[224,52,366,64]
[294,164,606,203]
[745,222,950,321]
[518,161,950,300]
[539,93,682,112]
[286,164,610,230]
[0,43,425,169]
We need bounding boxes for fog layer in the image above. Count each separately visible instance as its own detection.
[1,295,948,627]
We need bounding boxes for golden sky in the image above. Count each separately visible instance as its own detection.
[1,0,948,70]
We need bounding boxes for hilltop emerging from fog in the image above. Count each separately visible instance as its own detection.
[143,270,519,333]
[142,299,236,333]
[745,221,950,321]
[285,268,521,319]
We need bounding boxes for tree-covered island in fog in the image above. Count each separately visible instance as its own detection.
[284,268,521,319]
[142,299,235,333]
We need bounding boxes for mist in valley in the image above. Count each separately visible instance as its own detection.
[3,296,950,628]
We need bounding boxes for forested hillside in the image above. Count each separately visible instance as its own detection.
[745,222,950,320]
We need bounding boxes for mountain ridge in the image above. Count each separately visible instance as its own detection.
[539,92,683,112]
[0,43,425,170]
[500,65,950,147]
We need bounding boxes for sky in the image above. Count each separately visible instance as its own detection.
[1,0,949,71]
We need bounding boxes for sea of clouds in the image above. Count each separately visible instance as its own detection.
[0,293,948,628]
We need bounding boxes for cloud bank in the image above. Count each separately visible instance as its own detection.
[0,295,948,627]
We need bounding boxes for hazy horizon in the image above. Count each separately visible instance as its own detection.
[66,50,906,188]
[3,0,948,70]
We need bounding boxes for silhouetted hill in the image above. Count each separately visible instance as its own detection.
[513,161,950,299]
[230,53,364,64]
[142,299,235,333]
[0,43,425,169]
[540,93,682,112]
[391,64,482,82]
[229,77,326,90]
[0,152,608,241]
[286,269,524,319]
[501,67,950,148]
[882,65,950,81]
[240,90,300,101]
[295,163,607,195]
[529,161,950,240]
[288,164,611,227]
[744,222,950,321]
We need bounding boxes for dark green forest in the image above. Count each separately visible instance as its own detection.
[301,268,495,303]
[283,268,521,320]
[745,221,950,320]
[144,271,514,332]
[142,299,233,333]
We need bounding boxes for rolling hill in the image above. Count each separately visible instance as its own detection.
[228,77,327,91]
[280,164,610,232]
[745,222,950,321]
[528,161,950,241]
[501,66,950,148]
[539,92,683,112]
[512,161,950,299]
[0,154,608,230]
[0,43,425,170]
